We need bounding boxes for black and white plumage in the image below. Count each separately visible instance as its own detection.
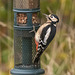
[33,14,59,64]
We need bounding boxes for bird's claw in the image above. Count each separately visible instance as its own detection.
[29,25,36,33]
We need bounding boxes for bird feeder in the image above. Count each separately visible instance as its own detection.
[11,0,45,75]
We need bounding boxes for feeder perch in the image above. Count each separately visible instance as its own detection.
[10,0,45,75]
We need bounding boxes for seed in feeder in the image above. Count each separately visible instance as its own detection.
[19,14,22,17]
[32,17,38,24]
[32,16,35,19]
[24,16,27,20]
[17,13,27,24]
[22,20,24,22]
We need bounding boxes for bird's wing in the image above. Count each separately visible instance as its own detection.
[35,22,52,51]
[38,25,51,51]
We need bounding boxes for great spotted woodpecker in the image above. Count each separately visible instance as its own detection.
[33,14,59,64]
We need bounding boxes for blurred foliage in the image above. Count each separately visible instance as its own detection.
[0,0,75,75]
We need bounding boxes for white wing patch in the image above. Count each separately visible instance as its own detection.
[44,27,51,44]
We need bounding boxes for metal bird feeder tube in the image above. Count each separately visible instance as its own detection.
[11,0,45,75]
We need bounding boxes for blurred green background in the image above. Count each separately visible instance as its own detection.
[0,0,75,75]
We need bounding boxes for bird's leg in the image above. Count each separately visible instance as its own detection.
[29,25,36,34]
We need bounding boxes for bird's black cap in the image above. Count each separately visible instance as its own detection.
[51,14,59,23]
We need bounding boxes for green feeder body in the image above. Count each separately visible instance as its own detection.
[11,0,45,75]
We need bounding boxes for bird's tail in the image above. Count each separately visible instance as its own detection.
[33,50,43,64]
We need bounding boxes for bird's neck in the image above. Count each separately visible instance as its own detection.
[47,20,52,23]
[46,20,56,27]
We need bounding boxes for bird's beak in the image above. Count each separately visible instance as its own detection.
[43,14,49,18]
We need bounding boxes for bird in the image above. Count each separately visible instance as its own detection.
[33,14,59,64]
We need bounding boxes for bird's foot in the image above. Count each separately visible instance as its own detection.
[29,25,36,33]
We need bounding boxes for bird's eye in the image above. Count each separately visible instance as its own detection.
[51,16,54,18]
